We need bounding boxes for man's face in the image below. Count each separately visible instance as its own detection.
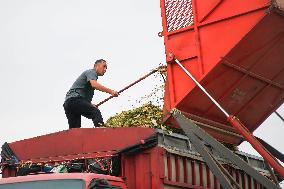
[96,62,107,76]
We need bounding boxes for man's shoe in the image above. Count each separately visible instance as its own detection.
[93,120,105,128]
[97,121,105,127]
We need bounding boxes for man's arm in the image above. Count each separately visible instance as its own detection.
[90,80,118,96]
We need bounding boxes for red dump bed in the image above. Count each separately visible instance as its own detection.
[160,0,284,144]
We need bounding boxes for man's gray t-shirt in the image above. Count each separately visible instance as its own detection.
[65,69,98,102]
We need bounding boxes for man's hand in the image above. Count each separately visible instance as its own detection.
[110,90,119,97]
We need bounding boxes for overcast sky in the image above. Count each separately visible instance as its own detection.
[0,0,283,184]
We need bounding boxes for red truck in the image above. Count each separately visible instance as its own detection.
[0,128,275,189]
[0,173,126,189]
[1,0,283,188]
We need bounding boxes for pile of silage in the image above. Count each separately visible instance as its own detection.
[105,103,171,131]
[104,67,238,150]
[105,103,238,150]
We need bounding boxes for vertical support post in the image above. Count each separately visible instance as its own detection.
[192,0,205,76]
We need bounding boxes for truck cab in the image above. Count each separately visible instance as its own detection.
[0,173,127,189]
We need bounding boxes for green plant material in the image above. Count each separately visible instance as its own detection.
[129,65,166,108]
[105,65,174,131]
[105,103,172,132]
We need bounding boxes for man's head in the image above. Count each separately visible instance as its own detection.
[94,59,107,76]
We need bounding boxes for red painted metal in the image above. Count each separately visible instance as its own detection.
[121,147,269,189]
[175,156,180,182]
[236,170,240,185]
[160,0,284,144]
[2,129,273,189]
[167,153,172,181]
[2,167,16,178]
[206,165,211,188]
[228,115,284,179]
[183,157,188,184]
[192,161,196,185]
[8,128,155,162]
[199,163,203,186]
[0,173,127,189]
[172,57,284,177]
[214,175,218,189]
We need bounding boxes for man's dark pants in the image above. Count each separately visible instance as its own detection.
[63,97,103,129]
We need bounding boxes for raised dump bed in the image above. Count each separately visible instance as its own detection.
[160,0,284,145]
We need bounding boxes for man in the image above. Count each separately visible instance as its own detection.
[63,59,118,129]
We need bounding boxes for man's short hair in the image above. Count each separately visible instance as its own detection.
[94,59,106,66]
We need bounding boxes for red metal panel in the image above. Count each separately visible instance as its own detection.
[160,0,284,144]
[199,163,203,186]
[121,156,136,188]
[153,148,165,189]
[122,153,152,189]
[121,147,163,189]
[175,156,180,182]
[115,146,273,189]
[191,161,196,185]
[0,173,126,188]
[167,153,172,181]
[206,165,211,188]
[8,128,155,162]
[196,0,269,24]
[1,167,16,178]
[214,175,218,189]
[161,151,270,189]
[236,170,240,186]
[183,157,188,184]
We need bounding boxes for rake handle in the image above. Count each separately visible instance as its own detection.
[94,66,164,107]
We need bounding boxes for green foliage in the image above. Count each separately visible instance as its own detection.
[106,103,172,131]
[105,67,174,132]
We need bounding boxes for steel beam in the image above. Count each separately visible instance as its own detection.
[174,58,284,179]
[172,110,281,189]
[172,117,235,189]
